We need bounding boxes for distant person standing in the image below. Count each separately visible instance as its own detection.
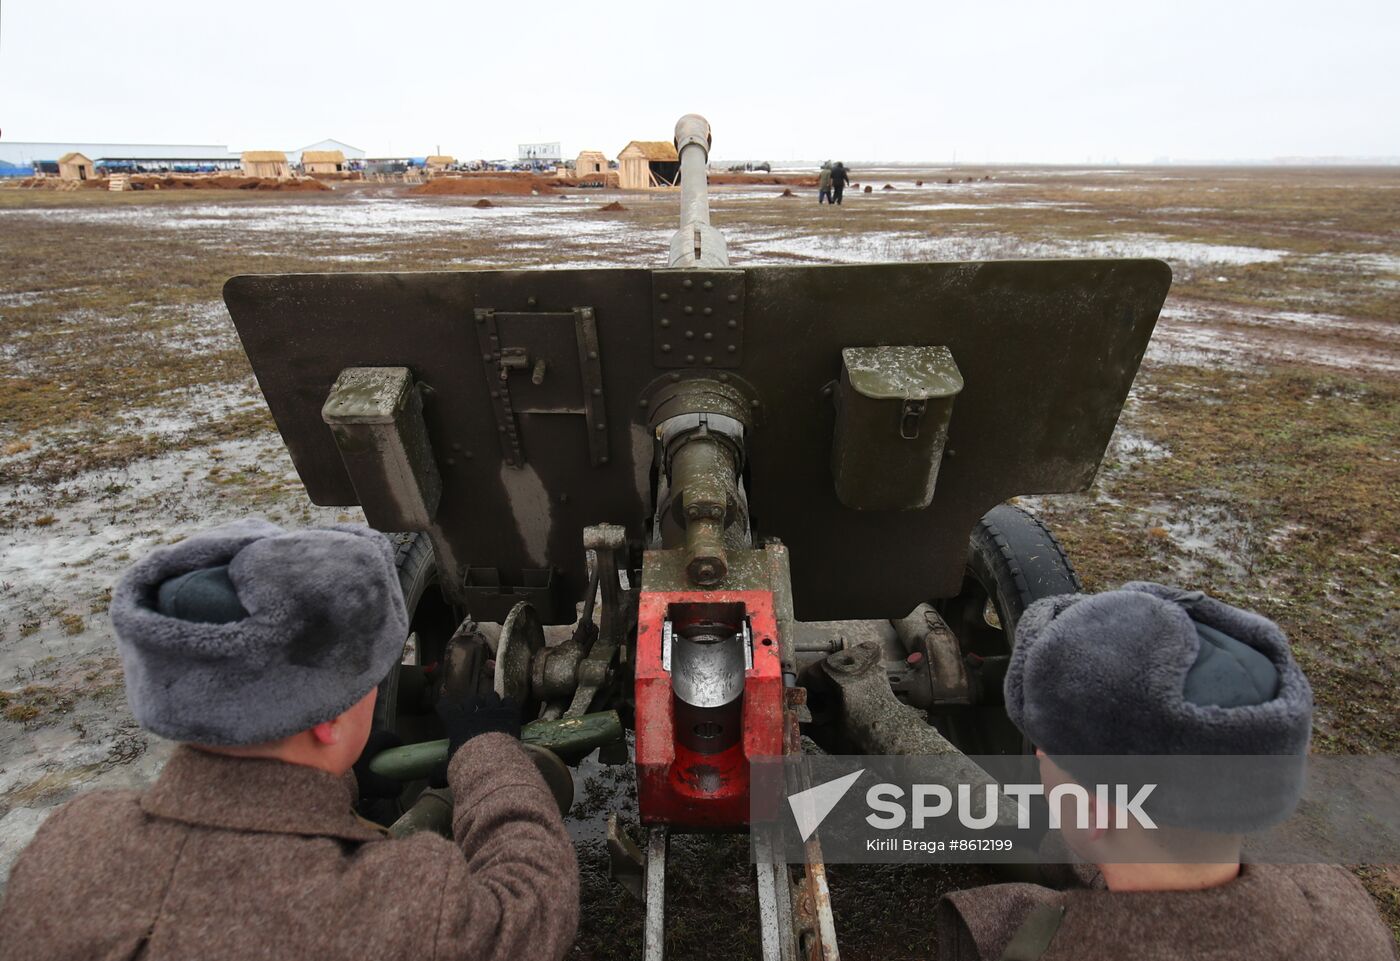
[830,161,851,204]
[818,161,833,204]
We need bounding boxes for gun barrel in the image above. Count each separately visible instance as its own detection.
[668,113,730,268]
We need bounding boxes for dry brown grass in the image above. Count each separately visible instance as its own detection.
[1,170,1397,948]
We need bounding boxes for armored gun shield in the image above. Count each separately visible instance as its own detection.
[225,258,1169,622]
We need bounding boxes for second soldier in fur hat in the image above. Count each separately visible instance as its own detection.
[935,582,1393,961]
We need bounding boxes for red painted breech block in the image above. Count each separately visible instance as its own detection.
[635,589,784,828]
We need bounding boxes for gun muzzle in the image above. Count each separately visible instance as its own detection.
[668,113,730,268]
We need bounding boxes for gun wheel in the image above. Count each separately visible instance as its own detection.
[934,504,1081,755]
[377,531,459,742]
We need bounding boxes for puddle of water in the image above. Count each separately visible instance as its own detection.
[1135,499,1255,584]
[0,292,45,309]
[730,229,1286,268]
[1151,302,1400,375]
[565,740,638,843]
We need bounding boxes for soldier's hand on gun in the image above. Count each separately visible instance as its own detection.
[429,689,522,787]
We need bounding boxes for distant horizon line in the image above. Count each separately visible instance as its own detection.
[3,138,1398,169]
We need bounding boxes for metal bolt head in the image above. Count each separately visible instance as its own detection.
[727,293,738,303]
[660,343,672,353]
[682,278,693,289]
[703,355,713,363]
[703,280,714,290]
[659,292,670,302]
[703,332,714,341]
[660,317,671,327]
[727,319,738,329]
[684,330,694,340]
[685,354,695,363]
[592,387,602,396]
[684,305,694,315]
[727,345,738,353]
[588,350,598,359]
[703,307,713,316]
[527,297,538,307]
[596,423,606,431]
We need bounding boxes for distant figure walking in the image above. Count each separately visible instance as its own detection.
[818,161,833,204]
[830,162,851,205]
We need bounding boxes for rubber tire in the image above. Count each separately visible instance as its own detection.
[968,504,1082,647]
[935,504,1081,755]
[389,531,439,660]
[377,532,457,736]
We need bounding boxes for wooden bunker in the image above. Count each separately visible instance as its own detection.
[618,141,679,189]
[241,150,290,179]
[301,150,346,174]
[58,152,95,182]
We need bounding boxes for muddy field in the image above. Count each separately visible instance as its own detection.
[1,166,1397,955]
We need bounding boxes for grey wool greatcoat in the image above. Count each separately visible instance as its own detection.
[0,733,579,961]
[936,863,1397,961]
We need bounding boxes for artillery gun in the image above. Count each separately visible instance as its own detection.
[224,114,1170,960]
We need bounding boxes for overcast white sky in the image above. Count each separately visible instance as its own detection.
[1,0,1396,163]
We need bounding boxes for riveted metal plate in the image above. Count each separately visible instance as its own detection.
[574,306,609,467]
[473,308,524,467]
[652,269,744,368]
[474,306,608,469]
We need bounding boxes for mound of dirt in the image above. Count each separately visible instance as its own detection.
[863,185,873,193]
[555,171,621,189]
[410,174,554,197]
[473,199,494,208]
[142,176,331,192]
[780,188,796,197]
[708,173,819,187]
[13,175,331,192]
[599,201,627,211]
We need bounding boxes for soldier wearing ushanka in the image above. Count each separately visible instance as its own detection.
[936,582,1395,961]
[0,519,578,961]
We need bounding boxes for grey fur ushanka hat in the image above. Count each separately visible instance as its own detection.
[1005,582,1313,829]
[111,519,408,746]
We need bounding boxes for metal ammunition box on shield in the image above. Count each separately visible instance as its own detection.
[831,345,963,511]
